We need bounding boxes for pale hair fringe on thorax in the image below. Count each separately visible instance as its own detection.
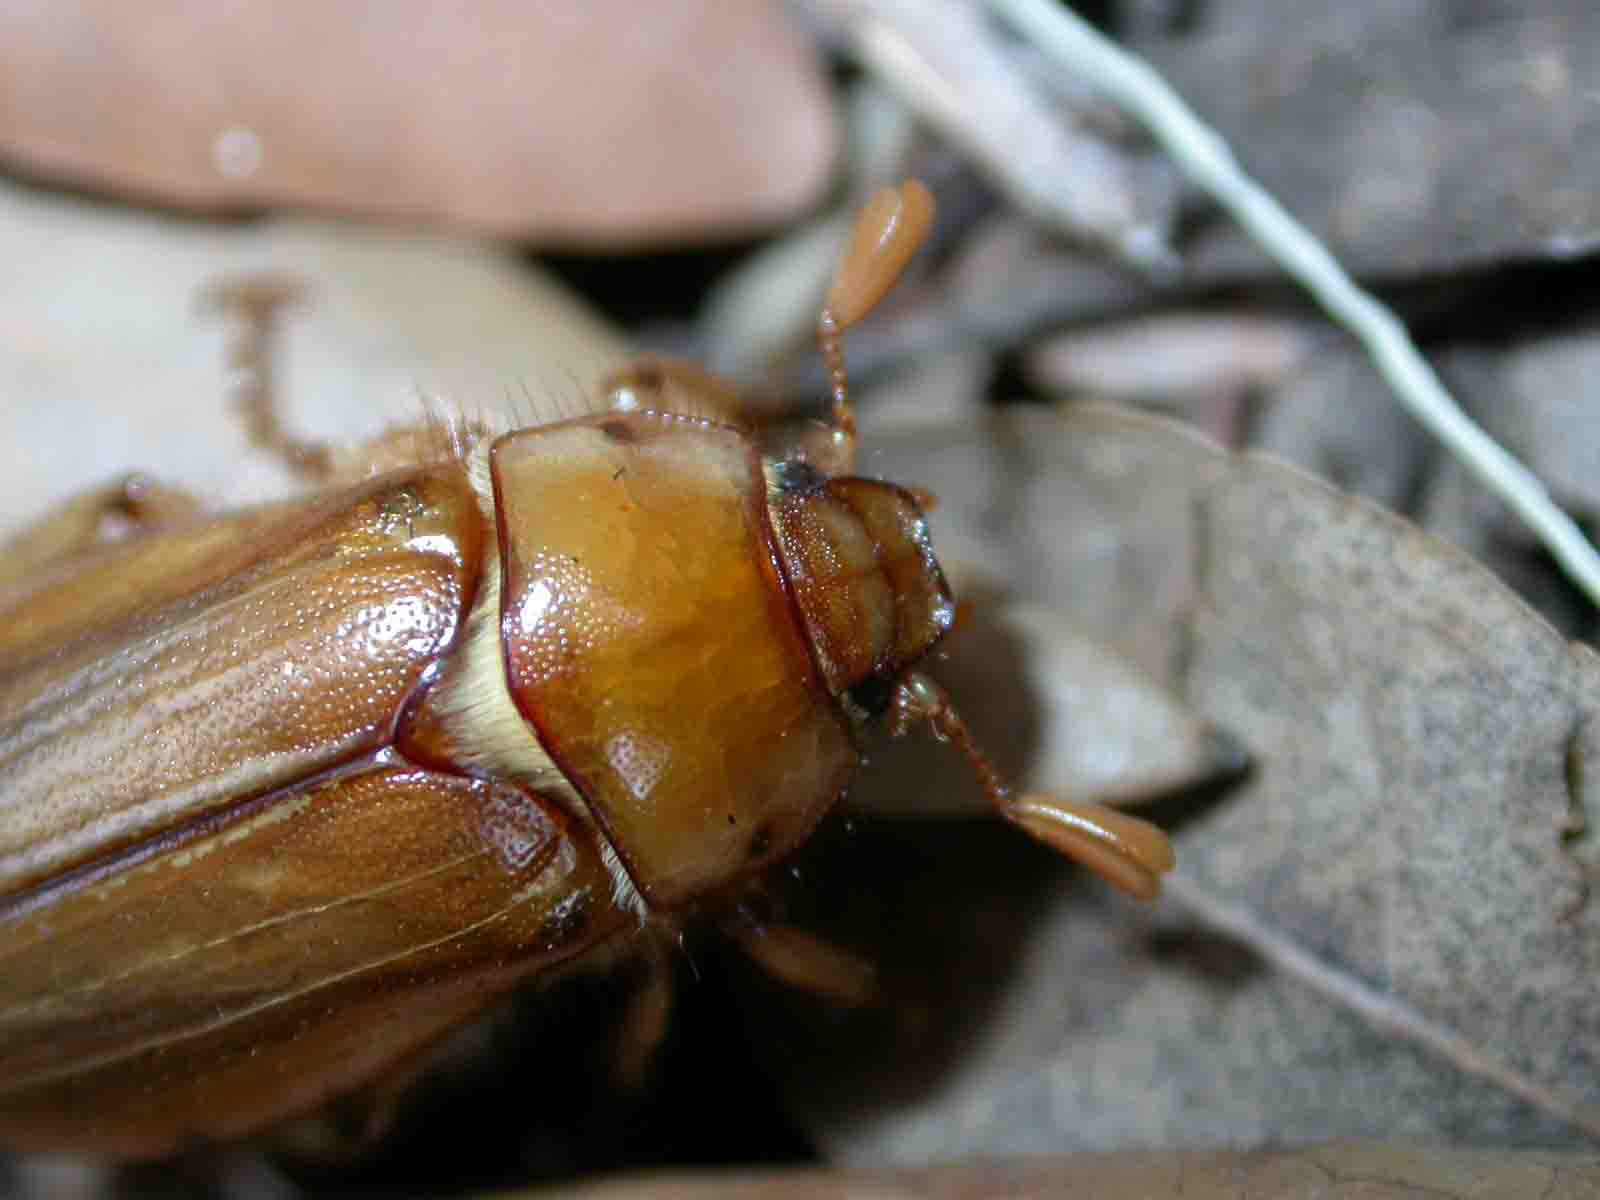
[429,440,564,796]
[433,438,650,923]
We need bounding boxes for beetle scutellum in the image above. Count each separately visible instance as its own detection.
[0,182,1173,1157]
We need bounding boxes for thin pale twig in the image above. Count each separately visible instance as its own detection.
[989,0,1600,610]
[1164,874,1600,1140]
[806,0,1180,269]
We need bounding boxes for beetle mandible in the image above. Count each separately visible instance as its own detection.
[0,182,1173,1158]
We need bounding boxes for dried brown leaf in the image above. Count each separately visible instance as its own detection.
[1140,6,1600,278]
[1474,331,1600,519]
[0,2,834,244]
[756,403,1600,1158]
[1254,346,1432,511]
[1027,312,1321,419]
[544,1144,1600,1200]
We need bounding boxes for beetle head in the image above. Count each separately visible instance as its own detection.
[767,467,956,723]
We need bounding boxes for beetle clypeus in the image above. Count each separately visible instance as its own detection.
[0,182,1173,1158]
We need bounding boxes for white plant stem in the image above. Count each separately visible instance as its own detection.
[990,0,1600,609]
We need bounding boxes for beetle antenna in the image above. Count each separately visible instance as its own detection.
[815,180,936,475]
[814,306,858,475]
[890,672,1176,900]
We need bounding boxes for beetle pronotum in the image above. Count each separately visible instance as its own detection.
[0,182,1173,1158]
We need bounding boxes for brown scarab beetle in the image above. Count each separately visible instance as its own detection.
[0,182,1172,1157]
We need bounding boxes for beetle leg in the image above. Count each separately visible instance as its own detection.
[724,910,877,1007]
[265,1057,420,1164]
[0,474,201,583]
[609,932,679,1091]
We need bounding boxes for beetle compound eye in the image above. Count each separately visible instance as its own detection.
[769,457,826,496]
